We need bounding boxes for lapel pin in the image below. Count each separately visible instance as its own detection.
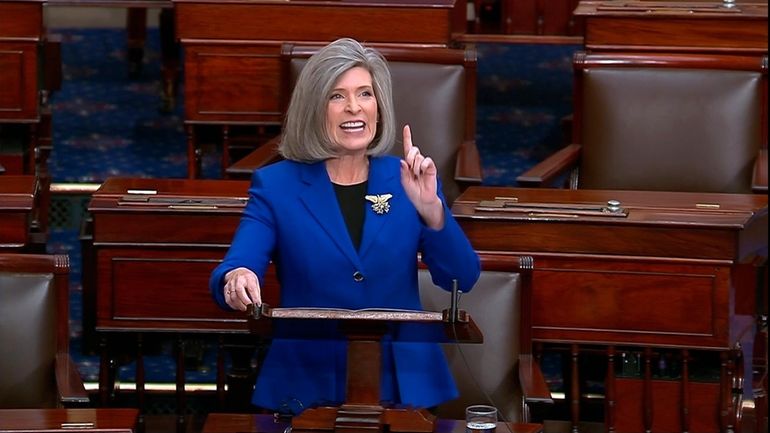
[365,194,393,215]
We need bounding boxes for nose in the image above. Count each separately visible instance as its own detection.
[346,97,361,113]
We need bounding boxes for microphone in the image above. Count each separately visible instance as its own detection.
[449,279,461,323]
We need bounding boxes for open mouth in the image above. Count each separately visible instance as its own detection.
[340,121,366,133]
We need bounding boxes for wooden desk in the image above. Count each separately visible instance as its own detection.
[1,0,56,233]
[0,175,40,251]
[0,408,138,432]
[172,0,466,178]
[452,186,768,432]
[85,177,275,429]
[574,0,768,55]
[0,0,43,175]
[88,177,254,333]
[0,0,41,124]
[202,413,543,433]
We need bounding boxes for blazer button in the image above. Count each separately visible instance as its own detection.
[353,271,365,282]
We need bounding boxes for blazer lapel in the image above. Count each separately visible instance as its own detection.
[359,158,399,258]
[298,162,362,267]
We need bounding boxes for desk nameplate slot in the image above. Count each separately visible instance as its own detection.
[597,2,742,14]
[476,200,628,218]
[118,195,248,208]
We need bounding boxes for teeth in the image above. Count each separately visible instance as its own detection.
[341,121,364,128]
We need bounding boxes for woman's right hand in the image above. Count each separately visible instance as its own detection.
[223,267,262,311]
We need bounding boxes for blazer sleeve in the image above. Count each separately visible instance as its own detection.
[209,170,278,310]
[419,190,480,293]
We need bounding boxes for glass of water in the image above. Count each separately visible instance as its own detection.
[465,404,497,433]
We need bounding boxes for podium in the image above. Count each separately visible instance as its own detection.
[250,304,483,433]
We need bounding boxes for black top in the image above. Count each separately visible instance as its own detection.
[333,181,367,250]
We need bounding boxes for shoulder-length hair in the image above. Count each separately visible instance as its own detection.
[279,38,396,162]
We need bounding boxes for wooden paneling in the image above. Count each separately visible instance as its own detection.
[175,1,462,43]
[183,44,282,123]
[531,257,730,348]
[0,1,44,39]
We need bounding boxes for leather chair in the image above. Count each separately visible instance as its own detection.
[419,253,550,423]
[517,52,768,194]
[0,253,89,408]
[225,43,483,205]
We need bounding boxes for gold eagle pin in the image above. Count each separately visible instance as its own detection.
[365,194,393,215]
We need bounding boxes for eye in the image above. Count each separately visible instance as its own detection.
[360,89,374,97]
[329,93,343,101]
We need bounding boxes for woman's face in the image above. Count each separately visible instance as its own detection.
[325,66,378,155]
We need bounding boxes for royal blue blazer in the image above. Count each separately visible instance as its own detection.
[210,155,481,412]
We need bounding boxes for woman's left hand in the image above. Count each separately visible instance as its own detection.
[400,124,444,229]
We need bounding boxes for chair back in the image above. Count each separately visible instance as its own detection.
[0,254,70,408]
[419,254,533,423]
[283,44,477,204]
[573,52,767,193]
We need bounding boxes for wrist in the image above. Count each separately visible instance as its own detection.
[420,197,445,230]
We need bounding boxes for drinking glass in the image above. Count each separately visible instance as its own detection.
[465,404,497,433]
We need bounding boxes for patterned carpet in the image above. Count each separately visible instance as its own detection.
[47,28,579,185]
[45,28,580,384]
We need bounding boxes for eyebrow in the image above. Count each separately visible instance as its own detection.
[331,84,374,93]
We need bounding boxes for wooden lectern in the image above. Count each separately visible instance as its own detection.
[249,304,483,433]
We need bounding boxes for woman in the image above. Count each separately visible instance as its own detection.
[210,38,480,414]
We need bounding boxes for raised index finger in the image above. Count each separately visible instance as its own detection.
[402,124,412,158]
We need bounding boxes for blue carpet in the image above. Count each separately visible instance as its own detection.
[46,28,579,384]
[475,42,577,185]
[49,28,221,183]
[47,29,579,185]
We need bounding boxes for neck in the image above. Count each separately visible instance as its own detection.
[326,156,369,185]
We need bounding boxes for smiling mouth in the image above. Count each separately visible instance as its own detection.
[340,121,365,132]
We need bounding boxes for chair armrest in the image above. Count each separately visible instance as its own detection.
[455,139,483,187]
[518,354,553,404]
[752,148,767,193]
[225,136,283,179]
[516,143,582,188]
[55,353,90,406]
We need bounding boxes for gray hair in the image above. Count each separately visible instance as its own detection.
[279,38,396,162]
